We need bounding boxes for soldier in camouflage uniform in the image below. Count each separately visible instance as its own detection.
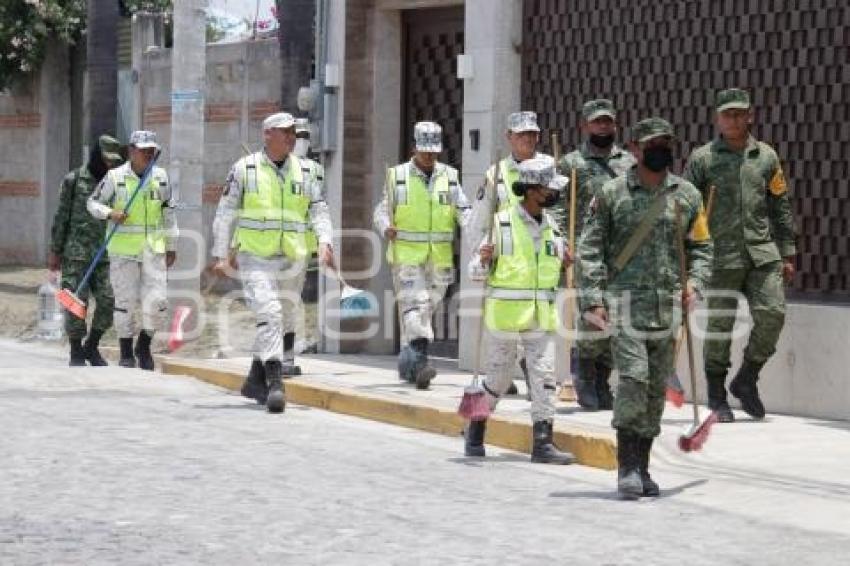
[684,89,797,422]
[578,118,713,500]
[49,135,123,366]
[555,99,636,411]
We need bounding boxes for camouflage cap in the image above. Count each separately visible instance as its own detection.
[547,173,569,193]
[517,156,555,186]
[507,111,540,133]
[129,130,160,149]
[98,134,122,163]
[414,121,442,153]
[263,112,296,130]
[716,88,751,112]
[631,117,675,143]
[582,99,616,121]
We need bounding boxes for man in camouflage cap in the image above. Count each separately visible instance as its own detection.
[467,111,556,397]
[50,134,123,366]
[374,121,471,389]
[578,117,713,499]
[556,98,636,411]
[684,88,797,423]
[464,157,575,465]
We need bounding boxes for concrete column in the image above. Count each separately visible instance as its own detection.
[458,0,522,370]
[130,12,163,133]
[169,0,206,332]
[39,43,71,265]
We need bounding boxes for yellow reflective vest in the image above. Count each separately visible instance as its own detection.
[387,162,459,268]
[236,153,311,259]
[107,168,166,256]
[484,205,562,332]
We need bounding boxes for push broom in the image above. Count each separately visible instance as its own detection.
[56,156,160,320]
[458,170,501,421]
[674,201,718,452]
[666,186,716,407]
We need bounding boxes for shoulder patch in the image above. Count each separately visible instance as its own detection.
[768,166,788,196]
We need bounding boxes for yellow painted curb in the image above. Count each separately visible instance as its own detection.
[160,359,617,470]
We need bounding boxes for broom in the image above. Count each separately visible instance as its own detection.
[458,170,500,421]
[666,186,715,408]
[323,263,378,319]
[56,155,160,319]
[674,201,718,452]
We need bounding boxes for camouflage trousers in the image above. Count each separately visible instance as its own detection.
[611,329,675,439]
[704,262,785,377]
[392,263,452,345]
[482,330,557,422]
[239,253,307,363]
[60,258,114,339]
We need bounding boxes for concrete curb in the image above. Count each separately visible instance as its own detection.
[159,358,617,470]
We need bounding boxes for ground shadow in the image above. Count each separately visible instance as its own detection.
[549,478,708,501]
[447,453,529,465]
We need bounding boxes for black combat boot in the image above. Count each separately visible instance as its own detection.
[616,430,643,500]
[397,344,417,383]
[410,338,436,390]
[83,328,108,367]
[118,337,136,368]
[729,359,766,419]
[281,332,302,377]
[575,357,599,410]
[265,359,286,413]
[638,436,660,497]
[134,330,155,371]
[464,419,487,457]
[706,371,734,423]
[240,357,268,404]
[69,338,87,367]
[595,360,614,410]
[530,420,576,464]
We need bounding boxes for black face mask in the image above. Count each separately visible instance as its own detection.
[642,146,673,172]
[589,133,615,149]
[541,191,560,208]
[87,140,110,181]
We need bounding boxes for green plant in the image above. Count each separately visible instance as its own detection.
[0,0,86,90]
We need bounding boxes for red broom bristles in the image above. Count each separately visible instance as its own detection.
[666,373,685,408]
[458,383,491,421]
[678,411,719,452]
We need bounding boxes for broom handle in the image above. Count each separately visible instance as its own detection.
[472,165,502,385]
[675,201,700,426]
[672,186,715,366]
[74,156,160,295]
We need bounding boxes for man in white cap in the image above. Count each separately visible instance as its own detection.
[211,112,335,413]
[467,111,556,397]
[373,121,471,389]
[87,130,178,370]
[464,157,575,465]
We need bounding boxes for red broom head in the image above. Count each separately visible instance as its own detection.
[458,386,491,421]
[56,289,86,320]
[167,306,192,352]
[678,411,719,452]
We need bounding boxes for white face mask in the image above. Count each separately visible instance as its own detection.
[294,138,310,158]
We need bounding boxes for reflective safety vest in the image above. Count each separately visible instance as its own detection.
[302,158,324,254]
[236,153,310,259]
[484,205,562,332]
[107,167,166,256]
[487,158,521,212]
[387,162,458,268]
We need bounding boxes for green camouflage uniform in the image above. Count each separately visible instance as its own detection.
[556,106,636,364]
[50,166,115,339]
[578,119,713,439]
[683,91,796,379]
